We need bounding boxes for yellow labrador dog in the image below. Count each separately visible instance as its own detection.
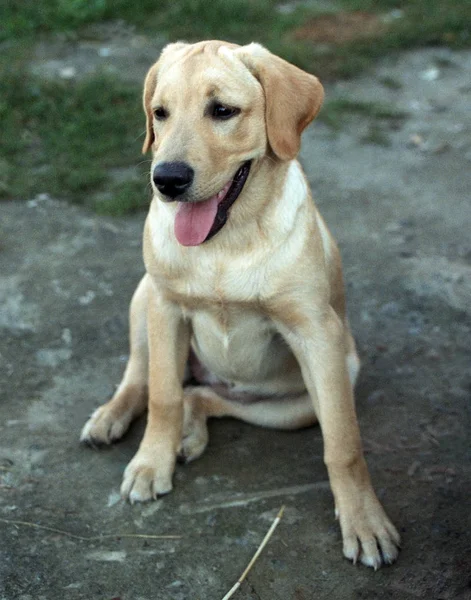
[81,41,400,568]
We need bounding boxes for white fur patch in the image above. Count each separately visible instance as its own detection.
[316,213,333,265]
[276,161,307,233]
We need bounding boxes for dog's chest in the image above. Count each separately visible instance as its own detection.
[191,305,276,376]
[165,261,284,384]
[167,258,267,323]
[160,240,273,303]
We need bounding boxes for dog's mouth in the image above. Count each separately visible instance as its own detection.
[174,161,251,246]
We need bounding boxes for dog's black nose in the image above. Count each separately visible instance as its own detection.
[153,162,194,199]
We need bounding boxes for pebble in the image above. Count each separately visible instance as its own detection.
[59,66,76,79]
[420,66,440,81]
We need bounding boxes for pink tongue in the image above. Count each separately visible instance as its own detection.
[174,195,219,246]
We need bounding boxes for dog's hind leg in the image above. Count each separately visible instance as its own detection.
[178,386,317,462]
[80,275,150,445]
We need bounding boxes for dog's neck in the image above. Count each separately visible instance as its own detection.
[210,157,304,250]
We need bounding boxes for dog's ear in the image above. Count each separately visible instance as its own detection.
[142,61,159,154]
[235,44,324,161]
[142,42,189,154]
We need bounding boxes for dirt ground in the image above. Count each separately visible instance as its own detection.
[1,38,470,600]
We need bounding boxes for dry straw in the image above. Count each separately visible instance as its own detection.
[221,505,285,600]
[0,517,180,541]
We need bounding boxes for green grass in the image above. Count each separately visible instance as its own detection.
[94,178,151,216]
[3,0,470,74]
[0,65,149,210]
[1,0,315,78]
[379,76,403,90]
[312,0,471,78]
[7,0,468,75]
[1,0,470,213]
[319,98,407,130]
[360,123,392,147]
[1,0,302,45]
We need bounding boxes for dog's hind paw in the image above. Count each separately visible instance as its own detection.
[177,390,210,463]
[178,427,208,463]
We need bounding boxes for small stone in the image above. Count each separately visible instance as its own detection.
[61,328,72,345]
[420,66,440,81]
[276,2,296,14]
[78,290,96,305]
[408,134,424,148]
[64,583,82,590]
[389,9,403,19]
[36,193,50,202]
[107,491,121,507]
[59,67,76,79]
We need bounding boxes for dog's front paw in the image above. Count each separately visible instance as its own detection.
[120,453,174,503]
[80,405,132,446]
[336,492,401,569]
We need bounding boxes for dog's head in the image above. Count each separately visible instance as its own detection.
[142,41,324,246]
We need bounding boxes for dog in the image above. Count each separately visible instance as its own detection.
[81,40,400,568]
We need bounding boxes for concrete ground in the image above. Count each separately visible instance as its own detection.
[1,48,470,600]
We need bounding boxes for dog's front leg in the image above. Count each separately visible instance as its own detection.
[121,281,190,503]
[275,306,400,568]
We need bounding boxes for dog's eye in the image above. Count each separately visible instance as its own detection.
[154,107,168,120]
[211,103,240,120]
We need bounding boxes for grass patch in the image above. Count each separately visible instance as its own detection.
[379,76,403,90]
[319,98,406,147]
[4,1,468,80]
[95,178,151,216]
[0,65,148,211]
[343,0,470,48]
[1,0,470,213]
[319,98,407,130]
[2,0,107,39]
[311,0,471,78]
[360,123,392,147]
[2,0,306,49]
[1,0,317,74]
